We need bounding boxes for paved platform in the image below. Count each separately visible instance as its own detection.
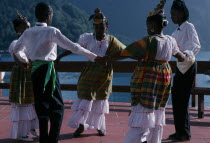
[0,97,210,143]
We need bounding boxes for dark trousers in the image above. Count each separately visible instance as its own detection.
[172,62,196,138]
[32,64,64,143]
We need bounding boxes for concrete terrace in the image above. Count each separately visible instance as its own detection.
[0,97,210,143]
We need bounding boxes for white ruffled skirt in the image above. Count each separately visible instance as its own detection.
[67,99,109,130]
[128,103,165,128]
[124,104,165,143]
[10,103,39,139]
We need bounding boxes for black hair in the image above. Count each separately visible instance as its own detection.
[12,18,28,32]
[171,0,189,21]
[35,2,53,20]
[147,14,168,28]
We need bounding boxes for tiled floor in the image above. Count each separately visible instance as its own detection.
[0,97,210,143]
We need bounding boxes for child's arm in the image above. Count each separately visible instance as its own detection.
[173,51,185,62]
[52,29,97,62]
[13,34,29,63]
[13,54,28,68]
[56,50,72,63]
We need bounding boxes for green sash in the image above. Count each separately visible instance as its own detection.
[31,61,56,96]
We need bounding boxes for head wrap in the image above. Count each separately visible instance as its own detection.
[89,8,107,25]
[16,10,27,21]
[148,0,167,17]
[13,10,29,32]
[147,0,168,27]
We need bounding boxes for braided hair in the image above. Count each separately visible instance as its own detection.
[171,0,189,21]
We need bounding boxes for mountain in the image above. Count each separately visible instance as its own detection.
[0,0,92,52]
[1,0,209,51]
[67,0,210,50]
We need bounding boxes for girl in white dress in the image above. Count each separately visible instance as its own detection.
[9,11,39,142]
[57,8,125,137]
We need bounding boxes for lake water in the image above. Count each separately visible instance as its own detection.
[1,51,210,106]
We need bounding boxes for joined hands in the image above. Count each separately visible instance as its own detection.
[94,56,111,65]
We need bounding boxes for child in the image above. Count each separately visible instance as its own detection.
[9,11,39,142]
[58,8,125,137]
[106,1,186,142]
[169,0,201,141]
[13,2,103,143]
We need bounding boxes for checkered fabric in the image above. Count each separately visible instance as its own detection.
[121,35,172,109]
[77,35,126,100]
[9,64,34,104]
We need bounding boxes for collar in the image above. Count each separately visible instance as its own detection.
[36,22,47,26]
[178,21,188,31]
[94,34,109,42]
[152,33,164,38]
[159,33,164,37]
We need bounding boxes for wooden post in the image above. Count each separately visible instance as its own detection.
[191,74,197,107]
[0,72,2,97]
[191,94,196,107]
[198,94,204,118]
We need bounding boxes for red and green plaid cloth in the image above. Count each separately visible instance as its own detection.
[77,35,126,100]
[121,35,172,110]
[9,64,34,104]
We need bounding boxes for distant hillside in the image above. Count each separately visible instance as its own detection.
[68,0,210,50]
[1,0,209,51]
[0,0,92,51]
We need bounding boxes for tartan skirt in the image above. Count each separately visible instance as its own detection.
[77,62,113,100]
[130,61,172,110]
[9,64,34,104]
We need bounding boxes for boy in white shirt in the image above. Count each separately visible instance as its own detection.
[14,2,102,143]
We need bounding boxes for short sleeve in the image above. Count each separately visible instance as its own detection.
[8,40,18,56]
[107,36,126,54]
[78,33,93,48]
[120,37,148,58]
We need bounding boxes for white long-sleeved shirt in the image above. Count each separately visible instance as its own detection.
[171,21,201,56]
[13,22,97,63]
[8,40,18,59]
[9,40,28,62]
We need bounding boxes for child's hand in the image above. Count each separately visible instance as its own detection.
[94,56,107,65]
[128,110,131,116]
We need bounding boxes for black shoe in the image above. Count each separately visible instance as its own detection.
[169,135,191,142]
[97,129,106,136]
[178,136,191,142]
[168,133,177,139]
[73,124,84,137]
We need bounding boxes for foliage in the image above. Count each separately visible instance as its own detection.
[0,0,92,52]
